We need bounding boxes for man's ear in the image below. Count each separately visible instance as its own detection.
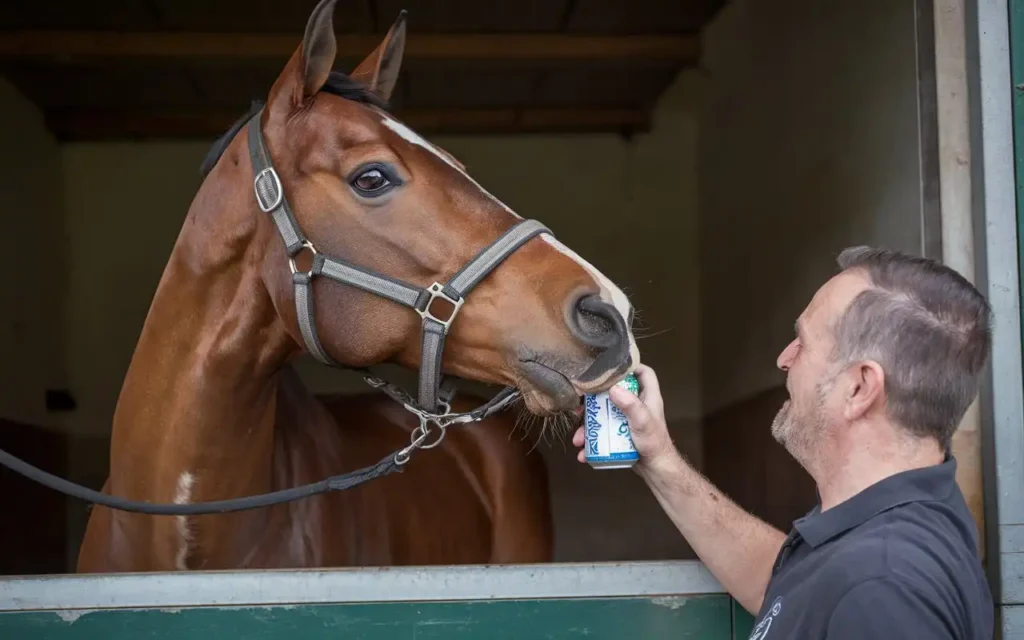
[349,10,407,102]
[844,360,885,421]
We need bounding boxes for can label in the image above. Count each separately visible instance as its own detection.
[583,373,640,469]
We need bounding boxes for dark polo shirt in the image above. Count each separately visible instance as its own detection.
[747,456,993,639]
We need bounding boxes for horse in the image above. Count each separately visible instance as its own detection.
[76,0,639,573]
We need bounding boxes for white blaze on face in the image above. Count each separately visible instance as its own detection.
[538,234,641,376]
[378,111,640,375]
[378,112,522,219]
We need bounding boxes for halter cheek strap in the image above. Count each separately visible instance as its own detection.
[247,108,550,419]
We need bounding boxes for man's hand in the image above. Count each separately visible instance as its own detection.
[570,363,786,615]
[572,364,678,472]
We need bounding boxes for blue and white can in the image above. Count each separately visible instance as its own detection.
[583,373,640,469]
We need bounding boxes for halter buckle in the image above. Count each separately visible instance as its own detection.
[254,167,283,213]
[417,283,464,334]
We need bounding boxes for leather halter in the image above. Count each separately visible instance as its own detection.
[247,108,549,435]
[0,108,561,516]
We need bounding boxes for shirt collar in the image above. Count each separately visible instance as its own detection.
[793,455,958,548]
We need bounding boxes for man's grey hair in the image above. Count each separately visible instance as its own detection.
[830,246,992,449]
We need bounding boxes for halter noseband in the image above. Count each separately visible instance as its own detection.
[247,108,550,433]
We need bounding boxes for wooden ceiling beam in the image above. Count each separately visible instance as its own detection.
[45,107,652,141]
[0,31,699,62]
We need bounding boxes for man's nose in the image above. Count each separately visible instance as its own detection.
[777,339,798,371]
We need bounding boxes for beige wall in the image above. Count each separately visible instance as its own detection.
[698,0,926,414]
[0,77,67,428]
[61,143,211,438]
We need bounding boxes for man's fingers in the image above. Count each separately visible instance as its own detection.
[572,426,584,448]
[609,385,651,432]
[573,427,586,464]
[634,364,664,413]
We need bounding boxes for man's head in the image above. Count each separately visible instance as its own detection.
[771,246,992,464]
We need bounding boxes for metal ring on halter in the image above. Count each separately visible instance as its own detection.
[288,240,318,276]
[411,417,447,450]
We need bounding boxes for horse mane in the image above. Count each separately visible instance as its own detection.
[199,71,390,178]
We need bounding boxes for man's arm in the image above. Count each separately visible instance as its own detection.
[637,447,787,614]
[825,578,955,639]
[579,365,787,614]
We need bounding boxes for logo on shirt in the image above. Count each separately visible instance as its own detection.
[749,596,782,640]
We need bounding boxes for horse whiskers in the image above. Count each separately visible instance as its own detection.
[627,308,673,341]
[634,326,674,340]
[508,403,580,456]
[504,373,582,453]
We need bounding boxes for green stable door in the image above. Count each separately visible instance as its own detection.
[0,562,755,639]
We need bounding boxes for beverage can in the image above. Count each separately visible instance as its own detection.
[583,372,641,469]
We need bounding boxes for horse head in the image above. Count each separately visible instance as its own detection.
[209,0,639,418]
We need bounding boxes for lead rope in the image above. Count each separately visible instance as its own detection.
[0,401,473,516]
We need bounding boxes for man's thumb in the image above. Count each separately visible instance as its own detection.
[610,386,649,432]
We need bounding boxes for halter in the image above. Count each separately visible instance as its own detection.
[0,108,562,516]
[247,108,549,441]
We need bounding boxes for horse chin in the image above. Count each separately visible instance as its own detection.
[516,360,582,415]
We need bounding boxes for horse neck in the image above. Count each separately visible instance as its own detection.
[109,159,302,512]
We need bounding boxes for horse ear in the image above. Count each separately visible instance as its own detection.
[350,10,407,102]
[298,0,339,99]
[267,0,338,112]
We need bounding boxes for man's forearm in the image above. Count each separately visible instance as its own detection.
[638,452,787,614]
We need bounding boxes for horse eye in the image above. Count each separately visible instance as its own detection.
[351,167,392,196]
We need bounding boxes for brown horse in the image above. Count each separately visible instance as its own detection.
[76,0,638,573]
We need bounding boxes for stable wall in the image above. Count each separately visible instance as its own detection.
[0,77,72,576]
[0,77,67,428]
[698,0,928,530]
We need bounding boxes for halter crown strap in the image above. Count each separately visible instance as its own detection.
[246,109,551,414]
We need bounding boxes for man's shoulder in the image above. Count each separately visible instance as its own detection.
[811,503,992,635]
[823,502,984,584]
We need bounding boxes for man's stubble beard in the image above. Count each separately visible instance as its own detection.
[771,378,834,464]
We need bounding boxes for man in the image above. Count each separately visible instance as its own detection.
[575,246,994,638]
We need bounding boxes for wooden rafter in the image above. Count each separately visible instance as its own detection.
[45,107,652,140]
[0,31,700,61]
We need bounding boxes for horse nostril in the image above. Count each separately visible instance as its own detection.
[569,293,632,383]
[570,294,623,350]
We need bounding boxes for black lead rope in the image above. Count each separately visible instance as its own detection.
[0,379,521,516]
[0,446,403,516]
